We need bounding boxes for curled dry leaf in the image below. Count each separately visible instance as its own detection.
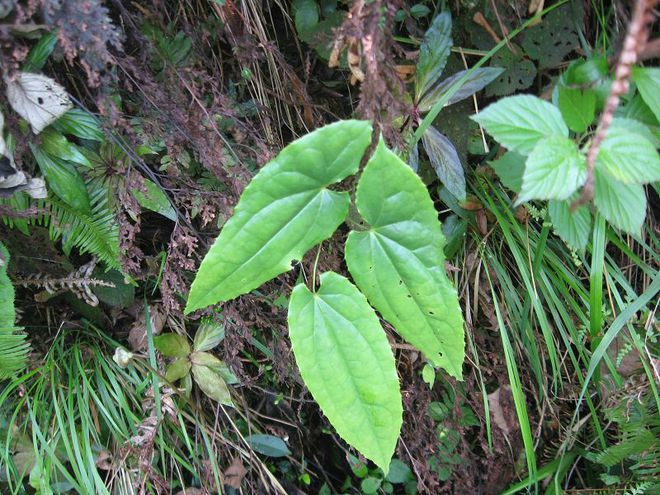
[223,457,247,490]
[127,305,165,351]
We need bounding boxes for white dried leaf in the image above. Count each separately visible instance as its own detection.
[5,72,73,134]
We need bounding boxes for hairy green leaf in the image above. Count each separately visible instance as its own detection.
[596,125,660,184]
[472,95,568,155]
[632,66,660,122]
[185,120,372,313]
[421,126,465,200]
[416,11,452,99]
[548,199,591,252]
[489,151,525,193]
[558,86,595,133]
[594,169,646,235]
[345,140,465,377]
[517,136,586,204]
[288,272,402,472]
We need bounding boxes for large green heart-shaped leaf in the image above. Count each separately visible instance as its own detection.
[185,120,372,313]
[345,140,465,378]
[288,272,402,472]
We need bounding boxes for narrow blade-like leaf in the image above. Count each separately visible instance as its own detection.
[421,126,466,200]
[288,272,402,472]
[418,67,504,112]
[345,140,465,377]
[415,11,452,99]
[185,120,372,313]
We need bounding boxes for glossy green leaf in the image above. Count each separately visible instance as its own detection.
[548,199,591,252]
[132,179,177,221]
[154,333,190,358]
[288,271,402,472]
[632,66,660,121]
[24,32,57,72]
[594,169,646,235]
[345,140,465,377]
[245,434,292,457]
[52,109,104,141]
[191,363,233,406]
[596,125,660,184]
[40,129,92,168]
[517,136,586,204]
[185,120,372,313]
[558,86,595,133]
[30,144,91,213]
[421,126,465,200]
[489,151,525,193]
[416,11,452,99]
[193,322,225,351]
[418,67,504,112]
[165,357,191,382]
[472,95,568,155]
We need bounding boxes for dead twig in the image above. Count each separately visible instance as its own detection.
[572,0,657,209]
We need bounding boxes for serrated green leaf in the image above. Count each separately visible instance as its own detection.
[594,169,646,234]
[132,179,177,221]
[165,357,191,382]
[417,67,504,112]
[416,11,452,99]
[0,241,29,378]
[609,117,658,148]
[596,125,660,184]
[632,66,660,121]
[421,126,465,200]
[192,363,233,405]
[288,271,402,472]
[245,434,292,457]
[558,86,595,133]
[154,333,191,358]
[345,140,465,377]
[30,144,91,213]
[193,322,225,351]
[472,95,568,155]
[185,120,372,313]
[548,199,591,252]
[489,151,525,193]
[517,136,586,204]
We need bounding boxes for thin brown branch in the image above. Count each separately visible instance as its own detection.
[573,0,658,209]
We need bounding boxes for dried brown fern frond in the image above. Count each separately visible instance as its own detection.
[16,259,115,306]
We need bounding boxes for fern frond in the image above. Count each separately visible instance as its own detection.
[0,241,29,378]
[595,430,656,468]
[36,183,121,271]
